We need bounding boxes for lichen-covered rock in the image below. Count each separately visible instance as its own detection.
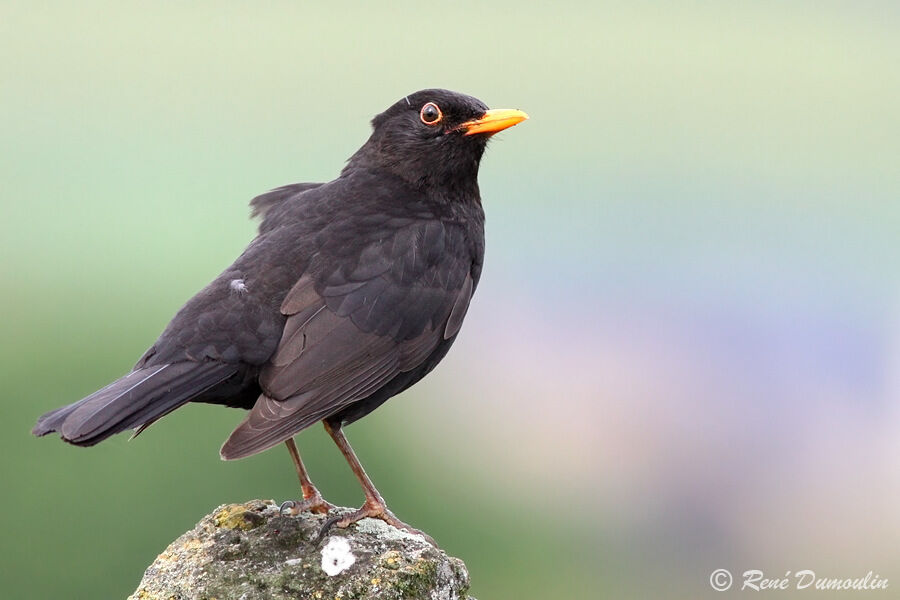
[129,500,474,600]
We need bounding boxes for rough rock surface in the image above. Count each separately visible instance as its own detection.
[129,500,474,600]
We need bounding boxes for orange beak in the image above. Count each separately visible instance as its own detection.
[460,108,529,136]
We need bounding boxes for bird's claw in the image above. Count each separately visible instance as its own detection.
[312,514,344,546]
[313,500,436,546]
[280,500,300,516]
[279,493,335,517]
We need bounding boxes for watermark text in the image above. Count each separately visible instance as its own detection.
[709,569,889,592]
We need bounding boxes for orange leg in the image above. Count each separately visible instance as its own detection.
[321,420,435,545]
[280,437,334,516]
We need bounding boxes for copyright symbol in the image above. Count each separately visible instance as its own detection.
[710,568,733,591]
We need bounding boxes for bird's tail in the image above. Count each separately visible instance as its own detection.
[32,361,237,446]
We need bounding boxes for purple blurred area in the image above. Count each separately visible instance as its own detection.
[420,263,900,593]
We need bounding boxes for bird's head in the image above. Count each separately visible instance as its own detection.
[345,89,528,196]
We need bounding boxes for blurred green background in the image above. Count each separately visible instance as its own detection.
[2,1,899,598]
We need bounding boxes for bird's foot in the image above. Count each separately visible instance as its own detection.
[314,498,436,546]
[280,491,335,516]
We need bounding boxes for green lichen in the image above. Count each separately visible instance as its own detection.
[130,500,474,600]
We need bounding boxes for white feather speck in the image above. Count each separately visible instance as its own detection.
[229,278,248,294]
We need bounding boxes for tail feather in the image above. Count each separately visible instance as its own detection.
[33,361,238,446]
[31,403,82,437]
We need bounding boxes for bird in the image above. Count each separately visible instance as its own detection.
[32,88,528,539]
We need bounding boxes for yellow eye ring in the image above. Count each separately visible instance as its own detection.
[420,102,442,125]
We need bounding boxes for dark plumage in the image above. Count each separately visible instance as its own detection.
[33,89,527,537]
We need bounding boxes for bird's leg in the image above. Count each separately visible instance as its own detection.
[320,420,435,545]
[280,438,334,516]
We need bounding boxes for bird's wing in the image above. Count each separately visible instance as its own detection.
[220,219,474,459]
[250,182,324,234]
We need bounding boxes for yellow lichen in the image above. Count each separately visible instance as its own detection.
[380,550,403,569]
[213,504,258,530]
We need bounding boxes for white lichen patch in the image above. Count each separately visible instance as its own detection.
[284,558,303,567]
[354,518,429,545]
[320,536,355,576]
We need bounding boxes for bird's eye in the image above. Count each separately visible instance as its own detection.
[420,102,442,125]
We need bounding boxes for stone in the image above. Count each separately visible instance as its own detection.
[129,500,474,600]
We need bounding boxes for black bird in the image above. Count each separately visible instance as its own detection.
[32,89,527,538]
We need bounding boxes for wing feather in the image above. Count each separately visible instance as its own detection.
[220,219,475,460]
